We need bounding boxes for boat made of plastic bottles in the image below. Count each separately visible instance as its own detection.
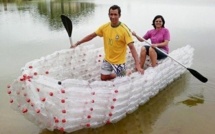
[7,43,193,133]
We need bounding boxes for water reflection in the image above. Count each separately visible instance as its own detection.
[39,74,188,134]
[0,0,95,30]
[180,96,204,107]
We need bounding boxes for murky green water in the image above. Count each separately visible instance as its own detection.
[0,0,215,134]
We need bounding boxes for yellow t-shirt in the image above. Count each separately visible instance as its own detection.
[95,22,133,64]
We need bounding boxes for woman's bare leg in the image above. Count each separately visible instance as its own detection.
[140,47,147,69]
[149,47,157,67]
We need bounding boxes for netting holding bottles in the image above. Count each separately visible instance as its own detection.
[7,43,193,133]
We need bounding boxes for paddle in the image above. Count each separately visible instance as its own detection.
[144,41,208,83]
[61,15,73,46]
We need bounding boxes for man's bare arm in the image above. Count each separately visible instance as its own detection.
[71,32,97,48]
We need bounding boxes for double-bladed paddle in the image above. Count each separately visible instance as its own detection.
[60,14,208,83]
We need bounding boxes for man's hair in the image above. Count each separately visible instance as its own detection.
[152,15,165,29]
[109,5,121,16]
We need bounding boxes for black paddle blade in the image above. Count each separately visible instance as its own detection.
[187,68,208,83]
[61,15,72,37]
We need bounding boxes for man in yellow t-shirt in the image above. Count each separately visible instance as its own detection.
[72,5,143,81]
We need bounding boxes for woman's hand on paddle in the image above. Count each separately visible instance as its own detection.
[151,44,158,48]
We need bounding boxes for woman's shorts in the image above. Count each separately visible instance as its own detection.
[144,45,167,60]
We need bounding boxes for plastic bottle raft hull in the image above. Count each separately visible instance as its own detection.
[7,44,193,132]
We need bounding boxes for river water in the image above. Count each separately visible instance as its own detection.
[0,0,215,134]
